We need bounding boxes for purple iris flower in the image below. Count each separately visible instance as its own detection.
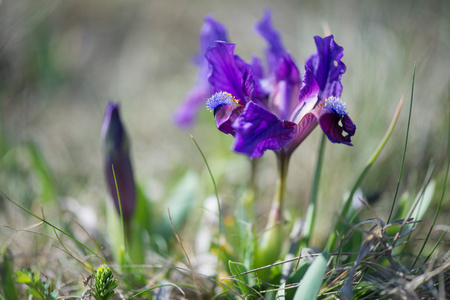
[174,15,229,128]
[206,11,356,159]
[101,102,136,221]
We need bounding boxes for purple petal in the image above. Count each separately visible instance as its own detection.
[232,102,297,159]
[174,83,212,128]
[284,113,319,154]
[214,102,244,135]
[342,114,357,136]
[317,109,356,145]
[275,54,300,84]
[290,69,319,124]
[255,9,286,74]
[195,15,229,65]
[268,54,301,119]
[250,55,265,80]
[206,42,248,102]
[305,35,346,100]
[250,55,270,102]
[175,16,228,129]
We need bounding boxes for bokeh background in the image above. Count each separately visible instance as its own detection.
[1,0,449,247]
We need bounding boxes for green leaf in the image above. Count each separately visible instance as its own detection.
[293,252,328,300]
[411,179,435,221]
[285,259,310,299]
[275,281,286,299]
[50,290,59,300]
[159,171,198,239]
[0,251,18,300]
[14,269,32,284]
[28,288,43,299]
[26,142,56,204]
[326,100,403,253]
[134,183,153,233]
[106,201,125,264]
[228,260,252,295]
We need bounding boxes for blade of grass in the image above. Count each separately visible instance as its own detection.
[387,64,415,224]
[0,190,106,264]
[228,261,252,296]
[111,165,126,258]
[26,142,57,204]
[325,98,404,253]
[52,228,94,271]
[129,283,186,299]
[190,134,222,276]
[411,87,450,270]
[167,208,202,300]
[421,230,447,268]
[391,163,435,249]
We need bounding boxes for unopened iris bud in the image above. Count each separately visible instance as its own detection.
[100,102,136,221]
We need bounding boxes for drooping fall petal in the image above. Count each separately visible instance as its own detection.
[232,102,297,159]
[318,111,356,145]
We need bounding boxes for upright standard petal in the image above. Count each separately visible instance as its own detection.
[196,15,229,64]
[101,102,136,221]
[305,35,346,100]
[174,15,229,128]
[232,102,297,159]
[206,42,253,103]
[173,83,212,128]
[269,54,301,120]
[284,70,321,154]
[290,69,320,124]
[255,9,286,74]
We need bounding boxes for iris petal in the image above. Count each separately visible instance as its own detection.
[174,84,212,127]
[214,103,244,135]
[305,35,346,100]
[318,110,356,145]
[206,42,248,102]
[232,102,297,159]
[255,9,286,74]
[284,113,319,154]
[174,15,229,128]
[196,15,229,64]
[290,69,320,124]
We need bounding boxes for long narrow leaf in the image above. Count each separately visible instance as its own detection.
[191,134,222,275]
[228,261,252,296]
[0,250,18,300]
[27,142,56,204]
[387,64,415,223]
[326,99,403,253]
[293,252,329,300]
[412,87,450,269]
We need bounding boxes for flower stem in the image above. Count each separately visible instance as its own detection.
[253,150,290,279]
[268,150,290,227]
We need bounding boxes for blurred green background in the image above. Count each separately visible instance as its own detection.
[0,0,449,246]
